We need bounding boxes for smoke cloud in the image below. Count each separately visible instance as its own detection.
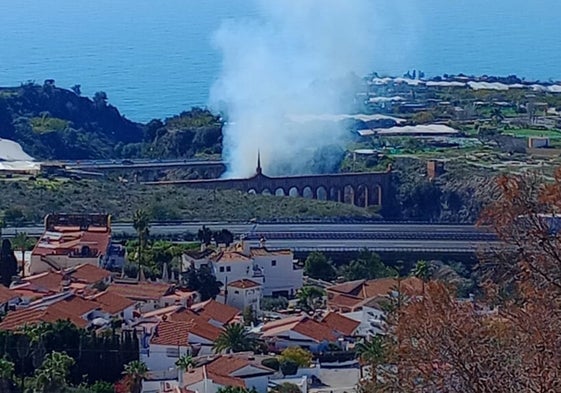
[210,0,415,178]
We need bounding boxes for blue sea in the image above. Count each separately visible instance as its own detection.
[1,0,561,122]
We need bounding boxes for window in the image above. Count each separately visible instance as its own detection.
[219,267,225,272]
[166,347,179,358]
[234,290,239,294]
[271,260,277,267]
[226,266,231,272]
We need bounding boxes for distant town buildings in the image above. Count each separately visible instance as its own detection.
[29,214,112,274]
[183,240,303,301]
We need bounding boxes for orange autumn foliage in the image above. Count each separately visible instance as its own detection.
[365,172,561,392]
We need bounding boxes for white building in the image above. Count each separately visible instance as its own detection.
[183,242,303,299]
[249,247,303,297]
[181,354,275,393]
[29,214,112,274]
[217,279,262,314]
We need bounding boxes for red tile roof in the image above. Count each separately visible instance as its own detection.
[23,271,64,292]
[228,279,261,289]
[32,225,111,258]
[168,309,223,341]
[89,291,136,315]
[327,277,423,311]
[108,282,173,301]
[48,294,99,318]
[182,367,246,389]
[0,306,88,330]
[321,312,360,336]
[191,299,239,325]
[328,279,366,296]
[262,315,337,343]
[150,320,192,346]
[211,250,251,263]
[206,355,274,376]
[292,317,337,342]
[67,264,111,284]
[328,293,364,311]
[0,285,17,304]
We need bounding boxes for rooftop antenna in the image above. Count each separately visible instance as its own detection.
[256,149,262,175]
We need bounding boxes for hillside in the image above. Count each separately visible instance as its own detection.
[0,80,222,160]
[0,178,378,224]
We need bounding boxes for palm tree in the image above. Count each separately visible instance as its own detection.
[175,354,195,372]
[412,260,431,293]
[213,323,255,353]
[0,358,15,393]
[12,232,33,278]
[356,336,387,379]
[33,351,75,393]
[132,209,150,281]
[297,286,325,312]
[123,360,148,393]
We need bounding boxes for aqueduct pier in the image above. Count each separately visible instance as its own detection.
[144,158,393,208]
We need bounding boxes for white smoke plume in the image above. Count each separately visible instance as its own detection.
[210,0,415,178]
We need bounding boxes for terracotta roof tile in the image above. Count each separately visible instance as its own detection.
[211,251,251,263]
[89,291,136,315]
[0,306,88,330]
[150,320,192,346]
[321,312,360,336]
[23,271,63,292]
[328,277,423,303]
[207,371,245,388]
[68,264,111,284]
[206,355,273,376]
[32,225,110,259]
[191,300,239,325]
[108,282,173,301]
[0,285,17,304]
[262,315,337,342]
[168,309,223,341]
[228,279,261,289]
[48,295,99,317]
[327,280,366,296]
[327,292,364,311]
[292,317,337,342]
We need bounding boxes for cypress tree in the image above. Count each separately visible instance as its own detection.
[0,240,17,287]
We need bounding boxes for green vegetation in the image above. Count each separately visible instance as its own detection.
[213,323,255,354]
[30,116,69,134]
[0,320,139,391]
[279,347,313,368]
[0,81,221,160]
[0,179,376,224]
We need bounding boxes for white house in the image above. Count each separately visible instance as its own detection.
[141,320,194,371]
[216,279,262,314]
[343,302,387,337]
[182,243,303,298]
[108,282,198,313]
[181,354,275,393]
[249,247,303,297]
[140,306,230,371]
[261,313,359,353]
[29,214,112,274]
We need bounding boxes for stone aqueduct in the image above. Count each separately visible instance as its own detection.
[148,159,393,208]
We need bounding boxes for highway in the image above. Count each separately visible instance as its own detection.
[2,221,501,252]
[4,222,489,237]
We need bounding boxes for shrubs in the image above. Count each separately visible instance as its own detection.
[279,347,313,368]
[279,359,298,376]
[261,357,280,371]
